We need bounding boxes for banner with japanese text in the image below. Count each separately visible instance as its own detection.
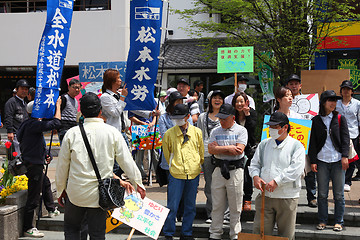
[125,0,163,111]
[131,125,162,150]
[32,0,74,118]
[217,47,254,73]
[79,61,127,83]
[261,115,312,154]
[112,193,169,239]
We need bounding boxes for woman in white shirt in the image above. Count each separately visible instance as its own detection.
[275,86,302,119]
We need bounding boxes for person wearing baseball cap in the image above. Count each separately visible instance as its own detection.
[249,111,305,239]
[162,104,204,240]
[4,79,31,153]
[208,103,248,240]
[309,90,349,232]
[285,73,302,96]
[336,80,360,191]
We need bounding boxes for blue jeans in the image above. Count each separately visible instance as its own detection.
[163,174,199,236]
[316,160,345,225]
[304,171,317,202]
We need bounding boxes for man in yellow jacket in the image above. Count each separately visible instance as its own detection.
[162,104,204,240]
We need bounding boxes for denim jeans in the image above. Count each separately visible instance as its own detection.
[64,199,106,240]
[163,174,199,237]
[345,137,360,186]
[316,160,345,225]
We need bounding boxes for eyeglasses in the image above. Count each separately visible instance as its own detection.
[71,85,82,90]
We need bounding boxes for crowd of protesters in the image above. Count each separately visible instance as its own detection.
[1,70,359,240]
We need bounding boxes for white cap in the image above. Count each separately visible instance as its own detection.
[27,101,34,114]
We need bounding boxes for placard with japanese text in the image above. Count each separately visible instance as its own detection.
[217,47,254,73]
[112,193,169,239]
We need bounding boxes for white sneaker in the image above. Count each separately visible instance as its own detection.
[24,228,44,238]
[344,184,351,192]
[48,207,60,218]
[205,218,212,224]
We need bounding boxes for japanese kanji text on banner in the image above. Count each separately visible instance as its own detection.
[125,1,163,111]
[32,0,74,118]
[217,47,254,73]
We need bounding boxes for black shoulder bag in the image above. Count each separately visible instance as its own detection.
[79,123,125,211]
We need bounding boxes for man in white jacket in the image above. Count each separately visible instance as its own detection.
[249,112,305,240]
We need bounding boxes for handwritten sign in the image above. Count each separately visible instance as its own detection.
[131,125,162,150]
[261,115,312,154]
[112,193,169,239]
[289,94,319,120]
[217,47,254,73]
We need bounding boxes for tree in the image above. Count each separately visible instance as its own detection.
[177,0,360,82]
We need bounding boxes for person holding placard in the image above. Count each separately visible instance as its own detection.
[285,74,318,208]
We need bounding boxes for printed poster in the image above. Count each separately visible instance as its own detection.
[112,193,169,239]
[261,115,312,154]
[131,125,162,150]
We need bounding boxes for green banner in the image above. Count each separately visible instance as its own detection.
[217,47,254,73]
[258,52,275,102]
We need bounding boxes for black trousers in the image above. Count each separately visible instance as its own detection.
[64,199,106,240]
[23,164,55,231]
[243,158,253,202]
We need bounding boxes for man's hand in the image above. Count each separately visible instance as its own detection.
[227,145,243,155]
[253,176,267,192]
[45,154,52,164]
[311,164,317,173]
[341,157,349,170]
[266,180,278,192]
[120,180,135,194]
[56,97,62,108]
[58,190,67,207]
[137,185,146,199]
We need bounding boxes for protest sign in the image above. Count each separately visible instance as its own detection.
[79,61,126,82]
[33,0,74,118]
[131,125,162,150]
[112,193,169,239]
[125,0,163,111]
[261,115,312,154]
[289,94,319,120]
[217,47,254,73]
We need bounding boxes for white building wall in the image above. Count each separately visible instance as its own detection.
[0,0,130,67]
[164,0,216,40]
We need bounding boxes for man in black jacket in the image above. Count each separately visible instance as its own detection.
[4,79,30,153]
[17,98,62,238]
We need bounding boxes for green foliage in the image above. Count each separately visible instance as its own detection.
[176,0,360,82]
